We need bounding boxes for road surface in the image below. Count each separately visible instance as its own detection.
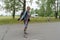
[0,22,60,40]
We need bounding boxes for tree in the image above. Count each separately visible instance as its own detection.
[23,0,26,12]
[46,4,53,16]
[35,9,39,14]
[46,0,55,17]
[30,8,35,14]
[39,5,45,17]
[36,0,55,17]
[4,0,33,19]
[36,0,46,17]
[4,0,23,19]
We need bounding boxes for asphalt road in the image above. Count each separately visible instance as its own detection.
[0,22,60,40]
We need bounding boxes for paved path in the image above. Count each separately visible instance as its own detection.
[0,22,60,40]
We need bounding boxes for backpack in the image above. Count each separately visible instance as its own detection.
[17,12,23,21]
[18,11,26,21]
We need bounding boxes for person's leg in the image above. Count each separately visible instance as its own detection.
[24,20,28,34]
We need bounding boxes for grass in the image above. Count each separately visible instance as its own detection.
[0,16,60,25]
[0,16,19,25]
[30,17,60,23]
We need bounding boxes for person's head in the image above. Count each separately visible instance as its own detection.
[27,6,30,11]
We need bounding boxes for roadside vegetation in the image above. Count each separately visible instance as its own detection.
[0,16,60,25]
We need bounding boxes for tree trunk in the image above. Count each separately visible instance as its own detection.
[55,11,58,19]
[12,0,15,19]
[23,0,26,12]
[12,8,15,19]
[55,0,58,19]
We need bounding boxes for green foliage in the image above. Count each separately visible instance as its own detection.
[45,0,55,17]
[4,0,22,12]
[58,8,60,16]
[35,0,55,17]
[36,0,46,17]
[4,0,23,18]
[30,8,35,14]
[39,5,45,17]
[35,9,40,16]
[46,5,53,16]
[46,0,55,5]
